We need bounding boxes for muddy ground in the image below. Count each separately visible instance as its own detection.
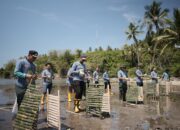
[0,79,180,130]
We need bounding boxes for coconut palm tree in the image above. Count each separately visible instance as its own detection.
[144,1,169,35]
[125,22,142,65]
[143,1,169,67]
[153,8,180,55]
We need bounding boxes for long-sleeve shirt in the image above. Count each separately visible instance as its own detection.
[151,71,158,79]
[135,69,143,83]
[93,71,99,82]
[117,69,128,84]
[71,61,86,81]
[103,72,110,82]
[14,58,36,88]
[162,72,169,81]
[66,68,74,85]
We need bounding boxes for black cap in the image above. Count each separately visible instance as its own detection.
[80,54,87,60]
[28,50,38,57]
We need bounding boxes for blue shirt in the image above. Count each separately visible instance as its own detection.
[151,71,158,79]
[103,72,110,82]
[135,69,143,83]
[117,69,128,83]
[162,72,169,81]
[41,68,54,84]
[93,71,99,82]
[66,68,74,85]
[71,61,86,81]
[14,58,36,88]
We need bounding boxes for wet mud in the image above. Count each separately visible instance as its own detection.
[0,79,180,130]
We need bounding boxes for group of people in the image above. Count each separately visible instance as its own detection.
[13,50,171,115]
[13,50,54,115]
[92,67,112,93]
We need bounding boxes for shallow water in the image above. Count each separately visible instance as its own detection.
[0,79,180,130]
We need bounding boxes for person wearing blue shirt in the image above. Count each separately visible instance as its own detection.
[93,67,99,84]
[151,67,158,84]
[135,64,144,102]
[135,65,143,87]
[162,69,170,81]
[14,50,38,108]
[66,66,74,102]
[117,65,129,101]
[103,70,111,93]
[71,54,87,113]
[85,70,91,88]
[40,62,54,111]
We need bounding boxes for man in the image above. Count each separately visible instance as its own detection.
[71,54,87,113]
[151,67,158,84]
[66,65,74,102]
[136,64,143,87]
[14,50,38,108]
[135,64,144,102]
[117,65,129,101]
[41,62,54,111]
[85,70,91,88]
[93,67,99,84]
[103,69,111,93]
[162,69,170,81]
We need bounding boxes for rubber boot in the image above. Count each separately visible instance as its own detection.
[74,99,80,113]
[68,92,72,102]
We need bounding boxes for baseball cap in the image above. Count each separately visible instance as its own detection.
[28,50,38,57]
[80,54,87,60]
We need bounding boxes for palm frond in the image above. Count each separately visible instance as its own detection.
[152,35,170,42]
[165,28,178,36]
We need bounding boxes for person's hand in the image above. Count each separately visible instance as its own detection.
[125,78,130,81]
[26,74,33,79]
[32,74,38,80]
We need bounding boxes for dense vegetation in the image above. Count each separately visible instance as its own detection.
[0,1,179,78]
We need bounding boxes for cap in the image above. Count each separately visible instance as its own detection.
[45,62,52,66]
[119,64,126,68]
[28,50,38,57]
[80,54,87,60]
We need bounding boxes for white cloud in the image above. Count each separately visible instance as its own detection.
[122,12,140,22]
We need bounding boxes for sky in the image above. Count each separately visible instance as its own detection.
[0,0,179,68]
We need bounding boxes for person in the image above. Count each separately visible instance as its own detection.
[151,67,158,84]
[14,50,38,109]
[40,62,54,111]
[66,65,74,102]
[103,69,111,93]
[71,54,87,113]
[117,65,129,101]
[136,64,143,87]
[85,70,91,88]
[93,67,99,84]
[162,69,170,81]
[135,64,144,102]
